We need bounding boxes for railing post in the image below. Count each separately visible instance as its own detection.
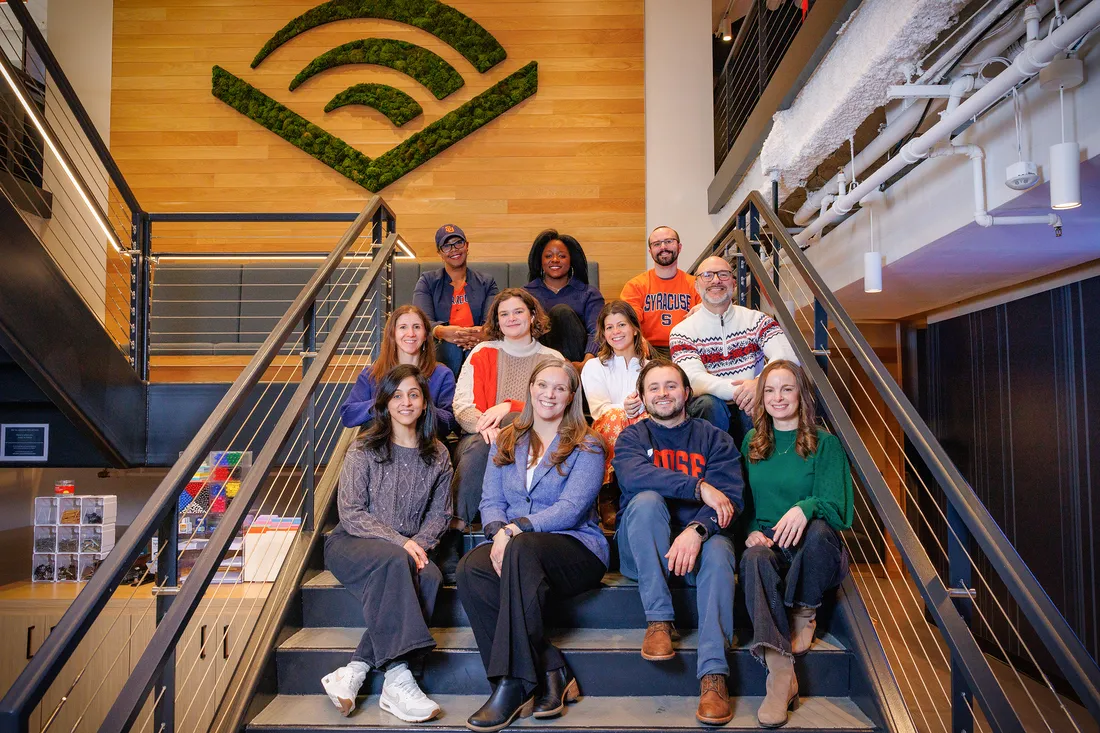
[813,300,829,373]
[129,213,141,370]
[747,204,761,310]
[140,214,152,381]
[301,302,317,533]
[948,504,975,733]
[736,213,748,307]
[153,503,179,733]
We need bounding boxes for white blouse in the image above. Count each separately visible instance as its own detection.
[581,354,645,421]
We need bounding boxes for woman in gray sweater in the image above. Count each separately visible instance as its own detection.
[322,364,454,722]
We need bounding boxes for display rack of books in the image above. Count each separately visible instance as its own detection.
[177,450,252,584]
[32,494,117,582]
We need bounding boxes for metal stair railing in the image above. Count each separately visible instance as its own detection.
[0,194,402,733]
[692,191,1100,732]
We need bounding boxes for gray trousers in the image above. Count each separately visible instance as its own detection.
[325,531,441,668]
[617,490,736,678]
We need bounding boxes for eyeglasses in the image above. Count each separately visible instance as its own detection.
[697,270,733,282]
[649,237,679,248]
[438,239,467,254]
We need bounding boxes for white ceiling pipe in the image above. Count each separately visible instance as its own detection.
[794,0,1098,246]
[795,0,1082,228]
[793,101,928,225]
[930,143,1064,229]
[916,0,1026,84]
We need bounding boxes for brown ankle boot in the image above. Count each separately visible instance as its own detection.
[789,606,817,656]
[696,673,732,725]
[641,621,676,661]
[598,483,618,530]
[758,649,799,728]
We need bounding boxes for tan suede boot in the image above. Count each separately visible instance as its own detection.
[789,606,817,656]
[758,648,799,728]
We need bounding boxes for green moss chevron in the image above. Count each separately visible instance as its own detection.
[212,61,537,191]
[290,39,462,100]
[325,83,422,126]
[251,0,506,73]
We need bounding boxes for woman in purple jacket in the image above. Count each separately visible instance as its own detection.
[457,357,607,732]
[339,305,456,436]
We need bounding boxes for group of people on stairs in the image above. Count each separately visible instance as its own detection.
[323,224,855,730]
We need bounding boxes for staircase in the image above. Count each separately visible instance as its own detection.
[244,519,892,732]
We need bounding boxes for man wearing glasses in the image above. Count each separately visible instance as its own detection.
[413,224,499,378]
[620,226,700,359]
[668,255,798,444]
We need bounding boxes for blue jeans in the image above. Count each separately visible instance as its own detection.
[687,394,753,447]
[617,490,736,678]
[436,338,470,380]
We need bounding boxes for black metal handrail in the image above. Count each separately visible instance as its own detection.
[737,191,1100,722]
[101,230,400,731]
[0,195,393,733]
[713,201,1027,733]
[6,0,142,214]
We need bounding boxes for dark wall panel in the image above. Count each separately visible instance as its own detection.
[920,274,1100,685]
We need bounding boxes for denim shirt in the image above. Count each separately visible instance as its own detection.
[412,267,499,329]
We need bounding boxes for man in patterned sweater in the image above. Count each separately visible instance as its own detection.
[668,255,798,444]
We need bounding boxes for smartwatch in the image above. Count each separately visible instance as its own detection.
[692,524,707,539]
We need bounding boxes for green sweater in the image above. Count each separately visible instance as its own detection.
[741,428,853,534]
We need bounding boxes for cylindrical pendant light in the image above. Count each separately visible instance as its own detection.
[864,252,882,294]
[1050,141,1081,209]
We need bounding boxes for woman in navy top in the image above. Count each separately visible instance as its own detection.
[523,229,605,368]
[340,305,456,436]
[457,356,607,731]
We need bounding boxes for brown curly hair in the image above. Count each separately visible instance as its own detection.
[747,360,819,462]
[482,288,550,341]
[494,356,604,473]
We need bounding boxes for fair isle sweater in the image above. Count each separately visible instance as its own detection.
[332,441,453,551]
[669,304,799,401]
[452,339,563,433]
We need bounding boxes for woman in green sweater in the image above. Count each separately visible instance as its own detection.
[740,359,853,728]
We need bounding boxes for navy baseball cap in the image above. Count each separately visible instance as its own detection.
[434,224,467,248]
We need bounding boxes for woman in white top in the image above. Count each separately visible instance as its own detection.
[580,300,650,527]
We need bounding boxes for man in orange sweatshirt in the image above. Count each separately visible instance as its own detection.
[620,226,700,359]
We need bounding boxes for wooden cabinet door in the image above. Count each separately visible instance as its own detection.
[0,613,47,731]
[38,609,132,733]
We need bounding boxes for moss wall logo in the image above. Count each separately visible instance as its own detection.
[211,0,538,192]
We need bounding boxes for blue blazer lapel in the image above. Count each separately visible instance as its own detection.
[528,434,561,493]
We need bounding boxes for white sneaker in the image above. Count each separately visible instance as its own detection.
[379,667,441,723]
[321,663,368,716]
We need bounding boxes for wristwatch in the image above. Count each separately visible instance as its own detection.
[502,526,516,538]
[691,523,708,539]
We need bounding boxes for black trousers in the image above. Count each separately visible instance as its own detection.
[452,413,518,526]
[539,304,588,363]
[325,532,442,668]
[456,532,605,695]
[739,519,846,663]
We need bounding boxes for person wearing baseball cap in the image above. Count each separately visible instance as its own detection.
[413,224,500,378]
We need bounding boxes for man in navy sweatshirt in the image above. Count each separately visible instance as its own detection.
[612,359,744,726]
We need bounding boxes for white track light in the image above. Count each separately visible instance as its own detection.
[720,15,732,41]
[1050,141,1081,210]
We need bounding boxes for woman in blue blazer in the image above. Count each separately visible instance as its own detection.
[457,356,607,732]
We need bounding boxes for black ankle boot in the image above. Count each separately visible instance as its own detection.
[466,676,533,732]
[435,529,464,585]
[532,665,581,718]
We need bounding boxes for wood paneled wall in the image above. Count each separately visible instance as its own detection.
[110,0,646,297]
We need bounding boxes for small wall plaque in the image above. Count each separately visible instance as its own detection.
[0,423,49,462]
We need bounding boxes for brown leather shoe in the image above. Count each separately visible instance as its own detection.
[790,606,817,656]
[696,673,733,725]
[640,621,676,661]
[758,648,799,728]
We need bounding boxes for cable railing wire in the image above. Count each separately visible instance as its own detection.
[751,216,1087,732]
[39,229,393,732]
